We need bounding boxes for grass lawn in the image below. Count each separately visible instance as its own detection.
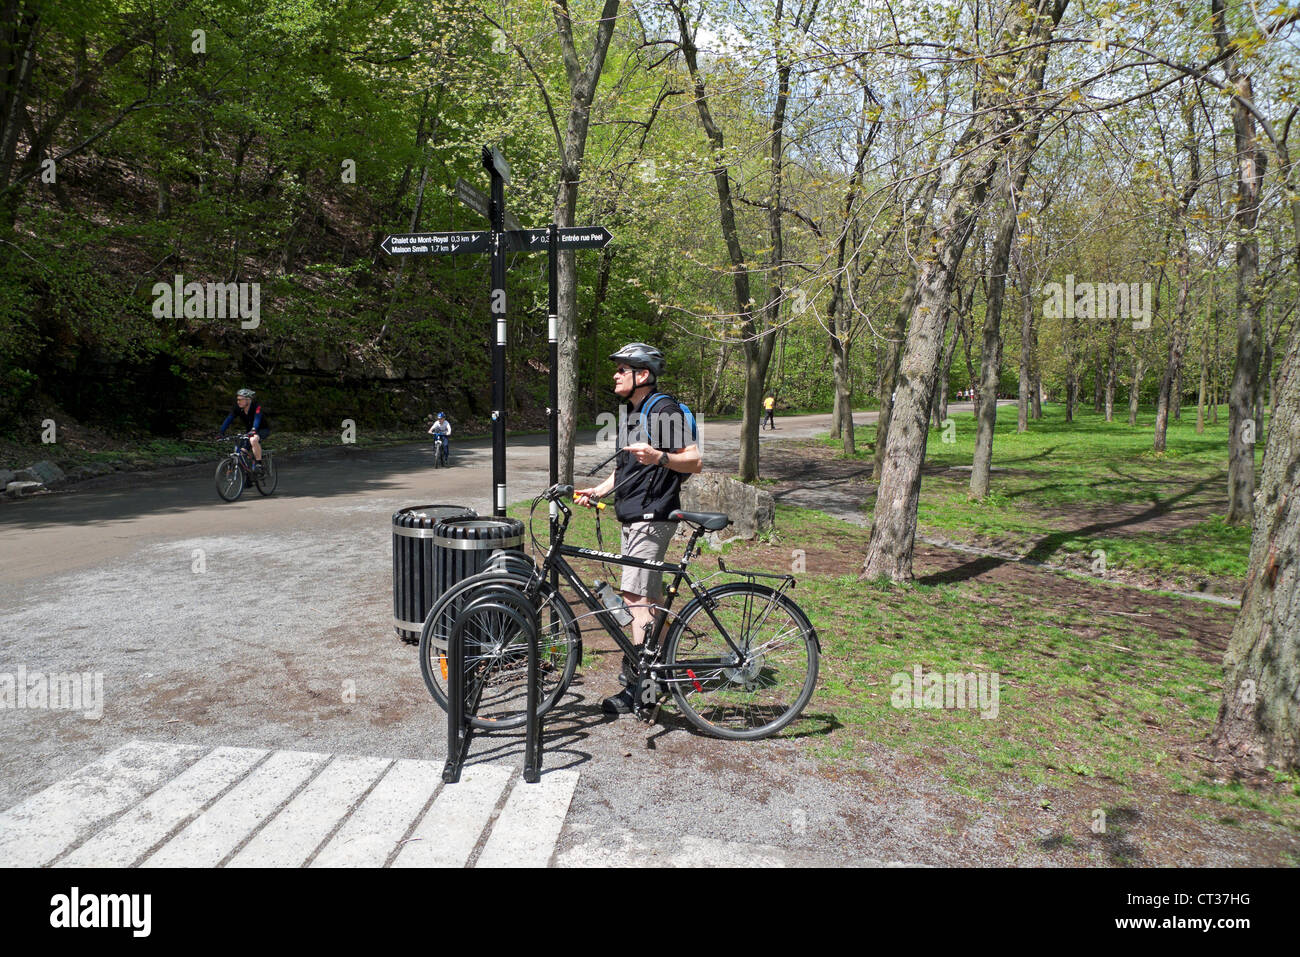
[727,505,1298,827]
[820,402,1257,590]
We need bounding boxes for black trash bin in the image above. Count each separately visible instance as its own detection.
[393,504,476,643]
[431,517,528,601]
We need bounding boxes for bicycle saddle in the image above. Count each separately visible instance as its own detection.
[669,509,731,531]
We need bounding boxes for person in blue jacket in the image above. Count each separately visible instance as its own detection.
[218,388,270,474]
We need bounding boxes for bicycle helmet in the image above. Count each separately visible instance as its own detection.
[608,342,665,377]
[437,412,445,419]
[236,388,256,400]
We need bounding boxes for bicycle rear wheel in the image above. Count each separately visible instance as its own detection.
[420,571,581,729]
[663,582,819,740]
[254,453,278,495]
[215,458,244,501]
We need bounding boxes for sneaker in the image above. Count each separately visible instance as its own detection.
[601,687,636,715]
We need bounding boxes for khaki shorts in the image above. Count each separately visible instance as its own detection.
[619,521,677,600]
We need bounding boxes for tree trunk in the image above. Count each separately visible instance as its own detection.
[971,163,1031,499]
[1217,1,1267,524]
[1128,354,1145,427]
[873,277,914,479]
[1031,332,1043,420]
[861,0,1069,579]
[1211,315,1300,772]
[1105,319,1118,422]
[673,0,797,482]
[1015,245,1032,432]
[1196,319,1209,434]
[933,303,962,430]
[1155,264,1193,451]
[551,0,621,486]
[1064,326,1078,423]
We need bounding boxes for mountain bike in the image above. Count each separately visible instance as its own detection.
[431,432,449,469]
[419,483,819,741]
[215,433,277,501]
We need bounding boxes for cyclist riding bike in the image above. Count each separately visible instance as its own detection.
[574,342,702,715]
[427,411,452,462]
[218,388,270,474]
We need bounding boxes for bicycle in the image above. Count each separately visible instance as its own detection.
[431,432,449,469]
[419,483,819,741]
[215,433,277,501]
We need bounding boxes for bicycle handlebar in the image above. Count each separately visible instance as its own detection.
[543,483,606,510]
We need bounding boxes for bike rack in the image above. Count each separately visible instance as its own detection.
[442,589,544,785]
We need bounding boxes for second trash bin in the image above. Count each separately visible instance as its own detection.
[393,504,476,643]
[431,517,527,598]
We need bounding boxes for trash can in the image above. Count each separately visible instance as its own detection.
[431,517,527,601]
[393,504,476,643]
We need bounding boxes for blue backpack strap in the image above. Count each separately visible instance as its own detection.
[639,392,697,446]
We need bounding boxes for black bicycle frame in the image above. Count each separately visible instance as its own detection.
[538,501,757,676]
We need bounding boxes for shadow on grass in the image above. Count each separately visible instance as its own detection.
[1039,806,1144,865]
[917,475,1219,586]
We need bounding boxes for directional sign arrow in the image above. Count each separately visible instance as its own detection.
[554,226,612,249]
[504,226,613,251]
[381,231,491,255]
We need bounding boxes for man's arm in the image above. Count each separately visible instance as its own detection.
[664,443,702,474]
[624,441,701,474]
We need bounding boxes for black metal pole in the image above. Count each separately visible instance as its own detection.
[442,622,465,783]
[487,152,507,518]
[548,223,559,572]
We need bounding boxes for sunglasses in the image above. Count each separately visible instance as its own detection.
[615,367,638,376]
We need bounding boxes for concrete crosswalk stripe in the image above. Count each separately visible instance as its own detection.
[140,749,329,868]
[227,755,392,868]
[60,746,268,868]
[0,740,203,868]
[390,764,513,868]
[310,759,442,868]
[475,770,579,868]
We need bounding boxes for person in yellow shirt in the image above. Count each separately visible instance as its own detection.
[763,394,776,430]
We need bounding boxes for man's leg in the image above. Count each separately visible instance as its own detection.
[605,521,676,714]
[249,432,263,464]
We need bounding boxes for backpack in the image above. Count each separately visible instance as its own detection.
[637,392,699,454]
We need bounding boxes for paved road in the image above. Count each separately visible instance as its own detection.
[1,412,923,867]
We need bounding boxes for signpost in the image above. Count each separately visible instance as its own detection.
[381,147,612,519]
[385,147,613,786]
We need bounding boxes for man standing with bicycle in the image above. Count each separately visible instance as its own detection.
[574,342,702,715]
[218,388,269,474]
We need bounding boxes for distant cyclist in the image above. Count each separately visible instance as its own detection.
[218,388,269,474]
[428,411,452,461]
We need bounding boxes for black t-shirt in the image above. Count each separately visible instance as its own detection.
[224,403,269,433]
[613,392,691,523]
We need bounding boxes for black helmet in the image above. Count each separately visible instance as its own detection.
[608,342,665,377]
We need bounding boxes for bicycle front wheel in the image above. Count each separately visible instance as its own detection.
[420,571,581,729]
[664,582,819,740]
[215,458,244,501]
